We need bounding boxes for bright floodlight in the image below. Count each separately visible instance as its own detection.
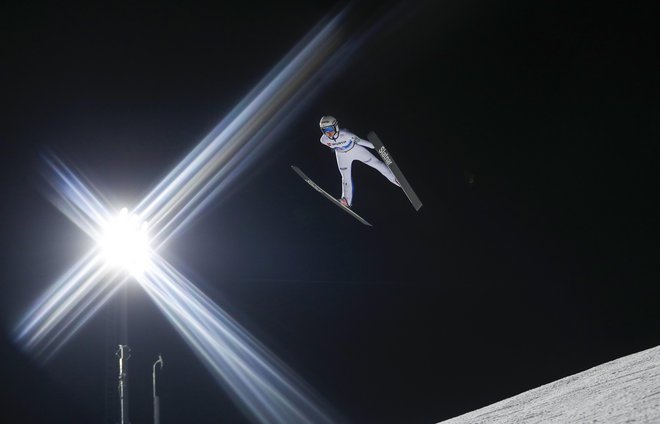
[99,208,151,275]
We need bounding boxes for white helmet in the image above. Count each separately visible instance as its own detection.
[319,115,339,139]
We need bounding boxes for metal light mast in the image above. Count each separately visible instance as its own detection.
[153,354,164,424]
[116,344,131,424]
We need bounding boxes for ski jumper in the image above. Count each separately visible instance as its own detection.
[320,129,399,206]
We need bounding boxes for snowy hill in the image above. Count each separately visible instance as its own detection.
[439,345,660,424]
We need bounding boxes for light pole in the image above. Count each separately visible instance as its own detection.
[153,354,164,424]
[116,344,131,424]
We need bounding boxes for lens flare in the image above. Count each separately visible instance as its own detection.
[13,4,399,422]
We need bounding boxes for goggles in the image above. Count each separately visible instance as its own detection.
[322,125,336,133]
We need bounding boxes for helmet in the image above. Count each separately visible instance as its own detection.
[319,115,339,139]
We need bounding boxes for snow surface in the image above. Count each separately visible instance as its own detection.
[439,345,660,424]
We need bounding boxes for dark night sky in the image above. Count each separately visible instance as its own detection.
[2,1,659,423]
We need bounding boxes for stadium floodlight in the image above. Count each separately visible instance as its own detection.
[12,4,395,423]
[98,208,152,276]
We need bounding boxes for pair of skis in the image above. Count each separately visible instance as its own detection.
[292,131,422,227]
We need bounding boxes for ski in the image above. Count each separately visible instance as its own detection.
[291,165,373,227]
[367,131,423,211]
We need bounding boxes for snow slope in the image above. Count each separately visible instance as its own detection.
[439,345,660,424]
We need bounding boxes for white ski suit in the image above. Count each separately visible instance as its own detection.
[320,129,399,206]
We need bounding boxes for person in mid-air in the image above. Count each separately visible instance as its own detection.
[319,115,400,208]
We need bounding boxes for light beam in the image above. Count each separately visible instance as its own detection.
[137,256,335,423]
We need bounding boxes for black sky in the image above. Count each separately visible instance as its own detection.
[2,1,659,423]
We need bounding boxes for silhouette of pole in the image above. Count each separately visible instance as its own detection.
[153,354,164,424]
[117,345,131,424]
